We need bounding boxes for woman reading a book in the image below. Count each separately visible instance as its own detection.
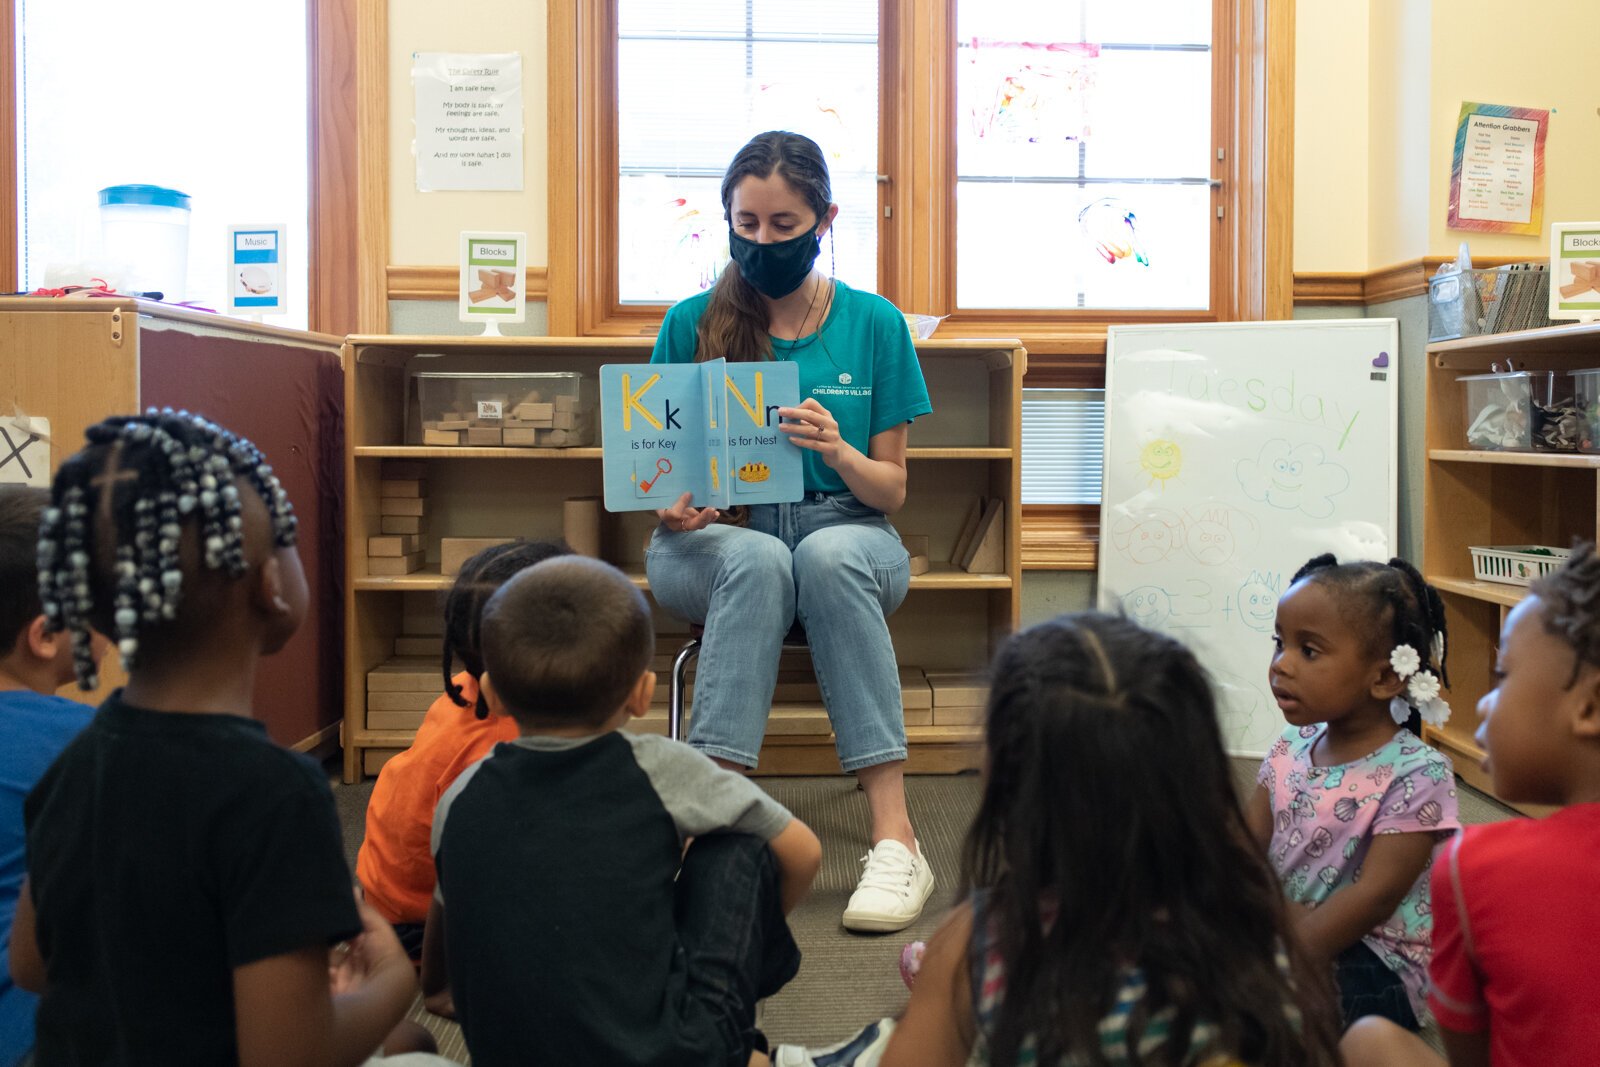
[646,130,936,933]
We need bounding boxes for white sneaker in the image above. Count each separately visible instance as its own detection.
[842,839,934,933]
[773,1018,897,1066]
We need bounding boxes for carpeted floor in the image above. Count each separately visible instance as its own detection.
[331,760,1519,1062]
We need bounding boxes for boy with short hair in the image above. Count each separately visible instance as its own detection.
[428,556,822,1066]
[0,486,96,1067]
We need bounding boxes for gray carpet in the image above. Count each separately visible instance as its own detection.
[331,760,1518,1061]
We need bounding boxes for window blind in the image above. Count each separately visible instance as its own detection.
[1022,389,1105,505]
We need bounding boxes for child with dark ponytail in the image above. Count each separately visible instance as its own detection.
[10,410,423,1065]
[1247,554,1461,1034]
[357,538,571,959]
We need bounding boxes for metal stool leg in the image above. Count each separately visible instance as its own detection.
[669,638,701,742]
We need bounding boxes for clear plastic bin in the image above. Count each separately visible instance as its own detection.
[1573,368,1600,453]
[98,184,191,300]
[414,371,592,447]
[1461,370,1583,452]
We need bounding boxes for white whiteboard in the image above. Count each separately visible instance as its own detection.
[1099,320,1399,756]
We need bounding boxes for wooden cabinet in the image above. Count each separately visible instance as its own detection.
[1423,321,1600,812]
[0,298,346,752]
[341,335,1025,781]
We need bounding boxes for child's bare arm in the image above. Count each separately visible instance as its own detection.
[233,896,415,1067]
[1244,783,1273,850]
[768,818,823,915]
[1295,831,1436,961]
[420,898,454,1018]
[1439,1026,1491,1067]
[881,902,976,1067]
[7,875,46,993]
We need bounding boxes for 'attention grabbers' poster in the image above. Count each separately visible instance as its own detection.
[1447,101,1548,236]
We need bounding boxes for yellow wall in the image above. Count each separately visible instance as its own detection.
[1293,1,1371,272]
[387,1,549,267]
[1297,0,1600,272]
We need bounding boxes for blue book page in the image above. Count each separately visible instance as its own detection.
[598,363,707,512]
[722,361,803,505]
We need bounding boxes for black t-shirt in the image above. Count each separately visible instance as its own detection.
[23,692,360,1065]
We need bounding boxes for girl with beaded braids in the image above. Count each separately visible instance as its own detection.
[870,613,1339,1067]
[1245,554,1462,1036]
[10,411,425,1066]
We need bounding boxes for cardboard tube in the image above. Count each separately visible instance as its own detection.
[563,497,602,557]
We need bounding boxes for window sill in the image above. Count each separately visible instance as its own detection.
[1020,505,1099,571]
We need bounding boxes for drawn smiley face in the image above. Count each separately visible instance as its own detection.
[1112,509,1183,565]
[1139,439,1183,485]
[1122,586,1174,628]
[1270,454,1305,493]
[1236,576,1279,632]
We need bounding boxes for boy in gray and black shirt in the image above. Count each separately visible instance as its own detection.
[427,557,822,1067]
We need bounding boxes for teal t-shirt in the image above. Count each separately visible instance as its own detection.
[651,280,933,494]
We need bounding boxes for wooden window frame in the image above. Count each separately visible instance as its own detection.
[2,0,363,336]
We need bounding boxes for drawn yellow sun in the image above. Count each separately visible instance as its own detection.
[1139,439,1182,488]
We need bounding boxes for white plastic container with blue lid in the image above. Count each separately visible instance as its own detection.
[98,184,191,300]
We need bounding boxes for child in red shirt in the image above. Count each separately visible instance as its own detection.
[356,540,569,953]
[1341,544,1600,1067]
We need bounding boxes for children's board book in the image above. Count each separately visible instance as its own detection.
[599,359,804,512]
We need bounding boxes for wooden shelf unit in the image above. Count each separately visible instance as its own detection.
[342,336,1026,781]
[1423,322,1600,810]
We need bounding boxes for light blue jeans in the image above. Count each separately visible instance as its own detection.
[645,492,911,771]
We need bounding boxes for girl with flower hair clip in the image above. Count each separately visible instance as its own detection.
[1246,554,1462,1035]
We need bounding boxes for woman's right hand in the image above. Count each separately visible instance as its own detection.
[657,492,721,532]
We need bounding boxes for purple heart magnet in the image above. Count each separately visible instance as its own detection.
[1372,352,1390,368]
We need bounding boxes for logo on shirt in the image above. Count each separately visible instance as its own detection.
[838,373,853,385]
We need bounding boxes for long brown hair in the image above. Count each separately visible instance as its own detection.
[696,130,833,363]
[961,613,1341,1066]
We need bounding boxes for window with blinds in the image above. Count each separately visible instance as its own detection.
[1022,389,1105,505]
[615,0,881,304]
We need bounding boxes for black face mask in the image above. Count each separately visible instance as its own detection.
[727,227,821,299]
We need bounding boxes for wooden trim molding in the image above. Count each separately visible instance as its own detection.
[387,266,551,302]
[1020,504,1098,571]
[310,0,359,335]
[355,0,388,334]
[1293,256,1535,306]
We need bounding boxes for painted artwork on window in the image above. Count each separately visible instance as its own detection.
[1079,197,1149,267]
[964,39,1100,144]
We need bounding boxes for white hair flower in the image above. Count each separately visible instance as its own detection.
[1390,644,1421,678]
[1430,631,1446,666]
[1389,696,1413,726]
[1407,670,1442,704]
[1417,695,1452,727]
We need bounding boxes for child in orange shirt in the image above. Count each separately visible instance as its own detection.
[356,539,570,956]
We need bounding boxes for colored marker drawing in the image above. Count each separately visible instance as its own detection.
[1137,438,1182,489]
[1234,570,1282,632]
[1109,507,1184,565]
[1181,503,1259,567]
[1236,439,1350,519]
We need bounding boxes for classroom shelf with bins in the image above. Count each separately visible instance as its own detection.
[342,335,1025,781]
[1422,321,1600,811]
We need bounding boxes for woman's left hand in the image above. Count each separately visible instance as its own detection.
[778,399,852,469]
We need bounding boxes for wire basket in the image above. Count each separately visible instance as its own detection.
[1469,545,1571,586]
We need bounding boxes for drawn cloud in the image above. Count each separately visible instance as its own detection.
[1236,439,1350,519]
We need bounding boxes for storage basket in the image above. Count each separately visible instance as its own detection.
[1469,545,1572,586]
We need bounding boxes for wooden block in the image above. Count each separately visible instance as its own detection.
[908,554,930,576]
[553,410,577,430]
[514,402,554,421]
[394,635,443,657]
[949,497,985,565]
[903,707,933,727]
[366,689,436,712]
[622,713,670,737]
[380,497,427,517]
[900,534,930,559]
[766,704,834,736]
[932,703,987,726]
[465,427,503,446]
[771,676,822,703]
[440,537,514,576]
[367,534,421,557]
[961,499,1005,574]
[379,479,427,499]
[926,670,989,709]
[381,460,426,480]
[650,680,693,703]
[563,497,602,557]
[554,393,580,412]
[900,666,932,710]
[516,389,544,406]
[427,420,470,431]
[363,749,405,776]
[541,429,571,446]
[368,551,424,576]
[422,428,461,446]
[366,657,441,692]
[366,709,428,731]
[502,428,539,446]
[381,515,424,535]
